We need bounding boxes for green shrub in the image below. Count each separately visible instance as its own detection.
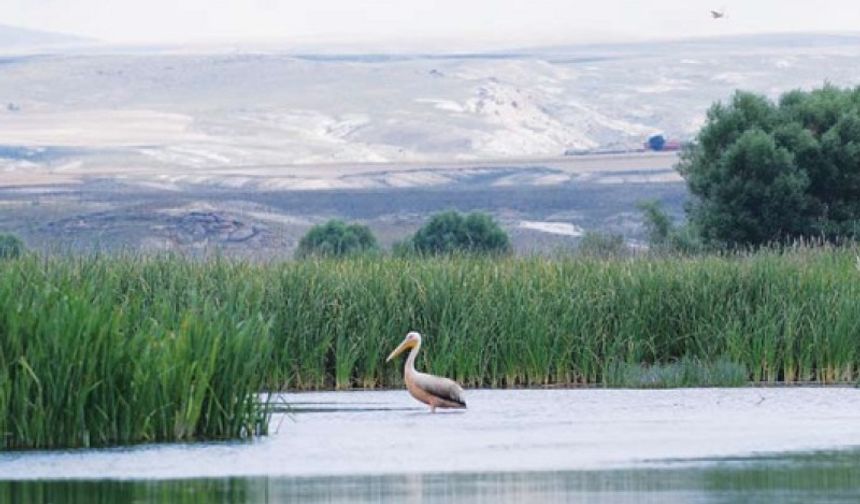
[407,211,511,255]
[637,200,707,255]
[577,231,628,257]
[390,238,417,258]
[0,234,24,259]
[295,220,378,259]
[605,357,748,388]
[637,200,673,248]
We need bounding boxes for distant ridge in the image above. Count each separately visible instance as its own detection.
[0,24,97,51]
[517,32,860,57]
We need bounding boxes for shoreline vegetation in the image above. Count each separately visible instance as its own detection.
[2,248,859,449]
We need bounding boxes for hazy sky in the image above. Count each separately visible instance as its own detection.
[6,0,860,49]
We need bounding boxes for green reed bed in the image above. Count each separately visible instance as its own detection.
[0,256,273,449]
[269,250,860,389]
[1,248,859,449]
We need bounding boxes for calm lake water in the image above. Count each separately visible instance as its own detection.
[2,388,859,503]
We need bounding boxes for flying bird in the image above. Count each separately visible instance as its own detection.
[386,331,467,413]
[710,9,726,19]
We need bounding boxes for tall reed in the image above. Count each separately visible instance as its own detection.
[2,247,859,449]
[0,255,273,450]
[268,250,860,389]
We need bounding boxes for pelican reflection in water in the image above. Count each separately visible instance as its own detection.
[386,331,467,413]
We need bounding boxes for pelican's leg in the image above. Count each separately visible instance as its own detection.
[430,404,436,414]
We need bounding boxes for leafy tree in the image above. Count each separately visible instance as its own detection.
[408,211,511,255]
[678,85,860,246]
[0,233,24,259]
[295,220,378,259]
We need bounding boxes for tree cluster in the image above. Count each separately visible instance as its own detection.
[296,212,511,259]
[678,85,860,247]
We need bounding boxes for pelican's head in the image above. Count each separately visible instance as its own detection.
[386,331,422,362]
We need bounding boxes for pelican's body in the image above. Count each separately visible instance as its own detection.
[386,332,466,412]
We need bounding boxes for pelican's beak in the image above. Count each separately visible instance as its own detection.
[386,338,412,362]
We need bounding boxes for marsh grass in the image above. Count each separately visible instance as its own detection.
[2,247,859,449]
[604,357,749,388]
[268,249,860,389]
[0,255,273,450]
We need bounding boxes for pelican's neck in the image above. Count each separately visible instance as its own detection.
[405,338,421,375]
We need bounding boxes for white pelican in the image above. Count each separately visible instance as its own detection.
[386,331,467,413]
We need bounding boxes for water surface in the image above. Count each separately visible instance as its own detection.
[2,388,859,502]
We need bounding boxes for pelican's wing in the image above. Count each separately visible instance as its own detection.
[414,373,467,407]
